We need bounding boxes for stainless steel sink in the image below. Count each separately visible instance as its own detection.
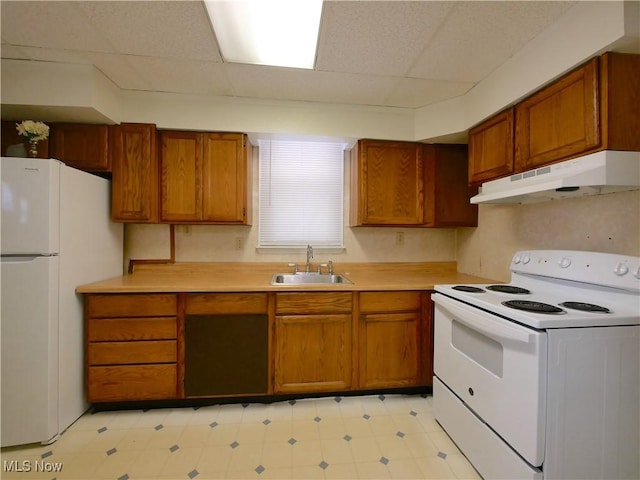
[270,273,353,285]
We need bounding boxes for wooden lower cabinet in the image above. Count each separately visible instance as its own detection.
[274,292,353,394]
[84,290,433,403]
[85,294,178,402]
[359,312,420,388]
[274,314,352,393]
[359,291,429,389]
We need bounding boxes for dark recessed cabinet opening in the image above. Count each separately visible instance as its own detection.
[185,314,268,397]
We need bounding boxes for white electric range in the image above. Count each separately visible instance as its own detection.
[432,250,640,480]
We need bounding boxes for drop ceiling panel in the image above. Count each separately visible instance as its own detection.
[0,1,114,53]
[75,1,222,61]
[316,1,454,76]
[409,1,576,82]
[226,64,398,105]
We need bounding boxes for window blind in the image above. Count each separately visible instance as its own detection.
[258,139,345,247]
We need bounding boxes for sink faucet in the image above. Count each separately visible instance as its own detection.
[306,244,313,272]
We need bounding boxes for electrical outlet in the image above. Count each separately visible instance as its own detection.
[396,231,405,245]
[235,237,243,250]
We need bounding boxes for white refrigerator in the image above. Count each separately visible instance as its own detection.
[1,157,123,447]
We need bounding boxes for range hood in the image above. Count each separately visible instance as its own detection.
[471,150,640,204]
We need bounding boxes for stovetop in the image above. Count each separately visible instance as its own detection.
[435,250,640,329]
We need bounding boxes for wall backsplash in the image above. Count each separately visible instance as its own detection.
[123,224,457,270]
[123,190,638,280]
[455,190,640,282]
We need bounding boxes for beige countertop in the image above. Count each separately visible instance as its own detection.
[76,262,495,293]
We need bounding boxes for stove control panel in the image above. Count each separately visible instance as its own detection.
[511,250,640,292]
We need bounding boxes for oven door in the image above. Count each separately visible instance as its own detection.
[433,293,547,467]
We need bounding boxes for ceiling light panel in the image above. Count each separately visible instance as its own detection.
[205,0,323,69]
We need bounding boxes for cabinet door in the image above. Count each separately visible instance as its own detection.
[351,140,424,225]
[515,58,599,171]
[202,133,249,223]
[111,123,158,222]
[49,123,110,172]
[160,131,203,222]
[274,314,352,393]
[360,312,420,388]
[468,109,514,184]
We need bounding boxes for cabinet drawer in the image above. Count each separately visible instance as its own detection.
[86,294,177,318]
[88,340,177,365]
[276,292,352,314]
[88,317,176,341]
[360,291,421,313]
[186,293,267,315]
[88,365,177,402]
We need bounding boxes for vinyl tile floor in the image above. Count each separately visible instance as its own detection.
[1,394,481,480]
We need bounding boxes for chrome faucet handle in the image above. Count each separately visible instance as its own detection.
[287,263,299,274]
[327,260,334,275]
[305,245,314,272]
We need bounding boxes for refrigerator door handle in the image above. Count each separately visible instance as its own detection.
[1,254,58,262]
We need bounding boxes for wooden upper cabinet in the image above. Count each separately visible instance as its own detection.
[159,131,251,224]
[111,123,158,223]
[350,139,424,226]
[49,123,111,172]
[468,109,515,184]
[514,52,639,172]
[160,131,203,222]
[423,144,478,227]
[515,58,599,171]
[202,133,250,223]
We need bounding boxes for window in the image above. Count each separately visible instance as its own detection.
[258,139,345,248]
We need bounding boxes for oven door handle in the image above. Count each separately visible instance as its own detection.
[433,293,534,344]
